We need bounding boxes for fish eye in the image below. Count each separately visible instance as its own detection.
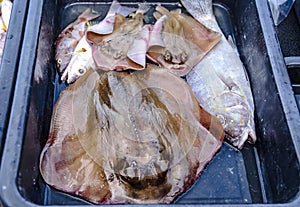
[164,50,172,62]
[57,59,62,66]
[78,68,86,75]
[216,114,226,125]
[181,52,187,64]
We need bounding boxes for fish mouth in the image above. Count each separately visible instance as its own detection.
[117,170,168,189]
[225,128,257,149]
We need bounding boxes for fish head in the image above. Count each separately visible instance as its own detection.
[56,57,71,73]
[212,91,256,149]
[162,47,188,65]
[147,6,221,77]
[67,64,88,84]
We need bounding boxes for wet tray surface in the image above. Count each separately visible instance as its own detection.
[0,0,299,206]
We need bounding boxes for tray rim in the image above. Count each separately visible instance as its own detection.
[0,0,30,165]
[0,0,299,206]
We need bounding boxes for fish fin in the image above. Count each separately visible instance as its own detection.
[109,0,136,17]
[86,0,134,36]
[2,24,6,32]
[153,11,163,20]
[237,128,256,149]
[87,15,116,36]
[214,69,242,92]
[78,8,101,22]
[155,5,171,16]
[136,3,151,15]
[226,35,251,83]
[127,25,151,69]
[148,14,167,45]
[227,35,240,55]
[180,0,213,21]
[61,68,69,82]
[170,8,182,15]
[86,21,92,30]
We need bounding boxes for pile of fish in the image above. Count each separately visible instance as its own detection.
[0,0,12,63]
[40,0,257,204]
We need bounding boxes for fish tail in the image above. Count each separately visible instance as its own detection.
[137,3,151,15]
[78,8,101,22]
[153,11,162,20]
[180,0,213,21]
[109,0,136,17]
[235,127,257,149]
[155,5,171,16]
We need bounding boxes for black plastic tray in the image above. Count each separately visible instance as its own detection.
[0,0,299,206]
[0,0,29,164]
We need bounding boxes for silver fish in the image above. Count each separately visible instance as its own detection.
[180,0,256,149]
[61,34,95,84]
[55,8,100,74]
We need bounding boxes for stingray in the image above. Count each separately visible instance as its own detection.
[147,6,221,76]
[86,3,151,71]
[40,67,224,204]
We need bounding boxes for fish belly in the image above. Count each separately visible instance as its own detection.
[186,17,256,149]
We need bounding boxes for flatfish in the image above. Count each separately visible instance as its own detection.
[40,67,224,204]
[147,5,221,76]
[87,4,151,71]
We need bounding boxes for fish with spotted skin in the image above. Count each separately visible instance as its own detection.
[180,0,256,149]
[55,8,100,74]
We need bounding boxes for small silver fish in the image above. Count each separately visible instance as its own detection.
[61,35,95,84]
[181,0,256,149]
[55,8,100,74]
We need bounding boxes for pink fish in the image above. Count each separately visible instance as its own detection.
[55,8,100,74]
[87,0,136,36]
[87,3,151,71]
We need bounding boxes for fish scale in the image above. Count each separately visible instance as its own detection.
[55,8,101,74]
[181,0,256,149]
